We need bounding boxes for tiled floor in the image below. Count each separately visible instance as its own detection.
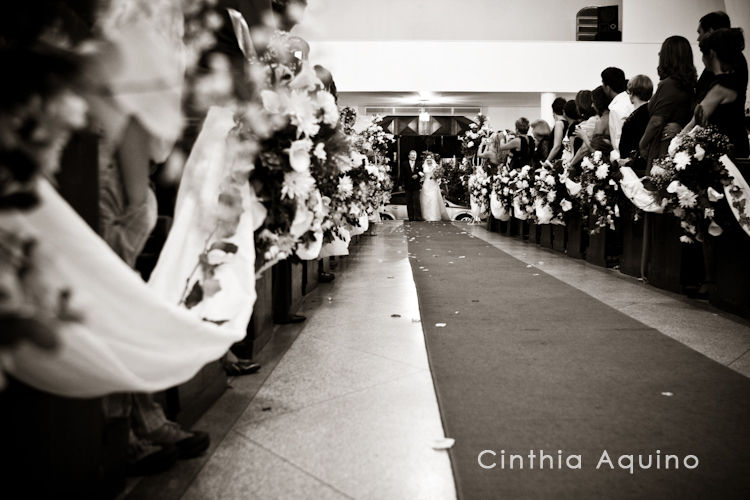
[167,220,750,499]
[182,222,456,499]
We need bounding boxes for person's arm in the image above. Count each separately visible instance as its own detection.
[496,137,521,152]
[609,108,625,153]
[545,121,564,164]
[639,115,665,158]
[569,142,590,168]
[117,117,152,208]
[682,84,737,133]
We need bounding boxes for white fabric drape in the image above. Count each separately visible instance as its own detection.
[4,180,244,397]
[720,155,750,238]
[618,166,664,213]
[148,106,258,332]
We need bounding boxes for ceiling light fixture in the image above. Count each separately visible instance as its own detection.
[419,108,430,122]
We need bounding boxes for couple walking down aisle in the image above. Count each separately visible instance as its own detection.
[402,150,449,221]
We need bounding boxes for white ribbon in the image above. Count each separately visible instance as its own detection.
[720,155,750,238]
[618,166,664,213]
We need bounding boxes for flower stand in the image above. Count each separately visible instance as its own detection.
[245,267,274,357]
[508,217,522,237]
[539,224,553,248]
[522,221,532,241]
[486,215,501,233]
[618,196,644,278]
[552,224,567,253]
[645,213,704,293]
[565,214,587,259]
[303,259,319,295]
[710,222,750,319]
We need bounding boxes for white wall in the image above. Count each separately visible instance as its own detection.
[621,0,725,43]
[296,0,622,41]
[310,40,704,94]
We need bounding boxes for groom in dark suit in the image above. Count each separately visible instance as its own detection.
[399,150,423,221]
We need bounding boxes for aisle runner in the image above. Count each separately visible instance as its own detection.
[405,222,750,499]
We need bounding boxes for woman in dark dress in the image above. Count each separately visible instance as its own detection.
[639,36,696,172]
[619,74,654,174]
[683,28,749,158]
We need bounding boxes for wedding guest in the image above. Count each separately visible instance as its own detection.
[563,100,581,163]
[619,75,654,174]
[314,64,337,101]
[497,117,534,170]
[569,86,612,168]
[531,119,552,168]
[639,36,696,171]
[544,97,568,166]
[684,28,750,158]
[694,11,746,102]
[573,90,598,157]
[601,67,634,155]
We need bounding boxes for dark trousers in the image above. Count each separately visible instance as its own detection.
[406,189,422,221]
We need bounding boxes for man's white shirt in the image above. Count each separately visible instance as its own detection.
[608,91,634,154]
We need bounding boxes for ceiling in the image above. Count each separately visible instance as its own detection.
[338,91,577,108]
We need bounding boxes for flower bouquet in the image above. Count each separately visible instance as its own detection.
[578,151,620,234]
[510,165,536,221]
[646,126,734,242]
[489,164,514,221]
[459,113,493,162]
[467,165,491,222]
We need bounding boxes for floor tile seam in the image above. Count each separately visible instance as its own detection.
[303,331,431,370]
[728,348,750,367]
[235,368,432,428]
[230,430,356,500]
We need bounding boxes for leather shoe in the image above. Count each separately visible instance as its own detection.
[319,272,335,283]
[278,314,306,324]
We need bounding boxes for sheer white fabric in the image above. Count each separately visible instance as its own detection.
[149,107,259,331]
[420,160,449,221]
[3,180,243,397]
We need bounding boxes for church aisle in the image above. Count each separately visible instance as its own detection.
[405,221,750,499]
[181,222,456,499]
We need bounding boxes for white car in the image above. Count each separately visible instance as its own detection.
[379,191,473,221]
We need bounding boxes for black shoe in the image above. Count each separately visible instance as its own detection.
[277,314,306,324]
[127,443,178,476]
[319,272,335,283]
[175,431,211,459]
[224,359,261,376]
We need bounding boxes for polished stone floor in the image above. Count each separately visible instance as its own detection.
[182,222,456,499]
[131,220,750,499]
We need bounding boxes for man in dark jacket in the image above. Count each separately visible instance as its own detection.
[399,149,423,221]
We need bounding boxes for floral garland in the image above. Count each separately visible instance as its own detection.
[0,12,91,376]
[340,106,357,136]
[511,165,536,221]
[467,166,491,221]
[358,115,395,163]
[646,126,733,242]
[576,151,620,233]
[459,113,493,159]
[490,164,515,216]
[532,162,571,225]
[434,158,471,206]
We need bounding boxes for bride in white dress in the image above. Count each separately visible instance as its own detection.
[419,153,450,221]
